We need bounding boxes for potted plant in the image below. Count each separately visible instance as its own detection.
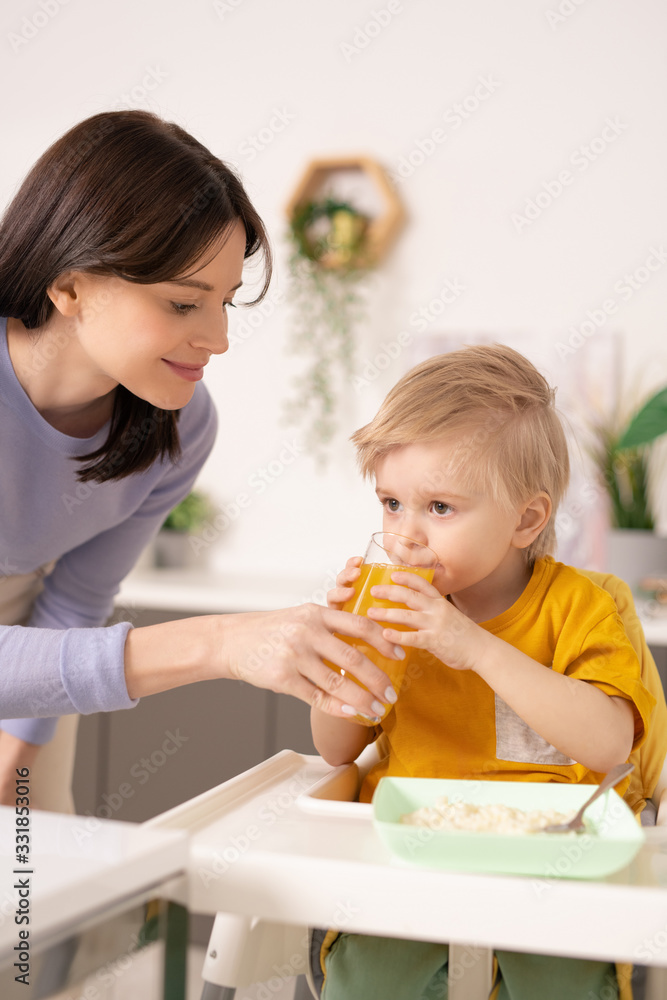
[154,490,213,569]
[284,196,371,461]
[589,386,667,584]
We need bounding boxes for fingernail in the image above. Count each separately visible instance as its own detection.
[384,686,398,704]
[371,700,386,716]
[341,705,380,723]
[394,645,406,659]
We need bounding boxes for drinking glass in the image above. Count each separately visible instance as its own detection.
[326,531,438,724]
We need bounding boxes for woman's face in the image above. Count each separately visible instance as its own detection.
[66,221,247,410]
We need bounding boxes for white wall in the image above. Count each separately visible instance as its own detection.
[2,0,666,593]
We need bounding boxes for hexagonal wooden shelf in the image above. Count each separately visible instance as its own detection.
[285,155,405,269]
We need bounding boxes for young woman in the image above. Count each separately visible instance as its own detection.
[0,110,400,809]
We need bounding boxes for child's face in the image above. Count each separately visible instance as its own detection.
[54,221,246,411]
[374,440,531,600]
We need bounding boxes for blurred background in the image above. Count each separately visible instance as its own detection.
[2,0,666,596]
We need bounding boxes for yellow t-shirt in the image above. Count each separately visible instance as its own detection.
[360,557,655,803]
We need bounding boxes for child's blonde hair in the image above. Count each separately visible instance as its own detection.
[352,344,570,562]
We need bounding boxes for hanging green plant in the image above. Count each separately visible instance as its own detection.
[284,197,371,461]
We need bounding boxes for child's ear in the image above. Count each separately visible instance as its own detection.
[513,493,552,549]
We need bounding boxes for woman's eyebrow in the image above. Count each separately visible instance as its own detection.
[167,277,214,291]
[166,279,244,292]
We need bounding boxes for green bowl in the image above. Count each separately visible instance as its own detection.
[373,777,644,879]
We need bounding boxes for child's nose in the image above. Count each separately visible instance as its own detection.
[400,516,429,547]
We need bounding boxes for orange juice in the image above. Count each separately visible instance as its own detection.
[326,561,434,724]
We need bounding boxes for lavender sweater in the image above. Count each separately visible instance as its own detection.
[0,317,217,743]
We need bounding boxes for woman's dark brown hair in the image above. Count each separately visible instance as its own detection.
[0,110,272,482]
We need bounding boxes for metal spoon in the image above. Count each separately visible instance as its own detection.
[540,762,634,833]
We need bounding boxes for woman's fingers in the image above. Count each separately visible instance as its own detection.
[222,604,399,719]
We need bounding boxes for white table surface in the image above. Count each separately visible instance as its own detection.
[148,750,667,967]
[0,807,188,963]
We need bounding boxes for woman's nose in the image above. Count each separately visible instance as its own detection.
[194,311,229,355]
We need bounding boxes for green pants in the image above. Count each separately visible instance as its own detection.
[321,933,619,1000]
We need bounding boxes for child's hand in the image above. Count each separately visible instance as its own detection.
[367,571,489,671]
[327,556,363,610]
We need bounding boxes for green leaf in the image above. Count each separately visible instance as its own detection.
[618,388,667,450]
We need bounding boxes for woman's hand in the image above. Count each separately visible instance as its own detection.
[124,603,403,722]
[366,571,489,671]
[220,603,402,719]
[326,556,362,610]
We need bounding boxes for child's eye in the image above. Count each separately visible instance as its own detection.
[430,501,454,517]
[381,498,401,512]
[171,302,198,314]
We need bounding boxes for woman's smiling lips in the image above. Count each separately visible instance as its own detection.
[162,359,206,381]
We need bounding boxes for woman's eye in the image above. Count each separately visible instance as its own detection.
[431,501,453,516]
[224,301,237,310]
[171,302,197,314]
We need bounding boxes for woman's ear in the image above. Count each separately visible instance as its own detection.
[513,493,552,549]
[46,272,81,317]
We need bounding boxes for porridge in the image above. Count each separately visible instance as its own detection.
[401,796,576,834]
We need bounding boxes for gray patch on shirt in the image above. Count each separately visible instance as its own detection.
[495,695,576,766]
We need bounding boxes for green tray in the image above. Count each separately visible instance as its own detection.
[373,777,644,879]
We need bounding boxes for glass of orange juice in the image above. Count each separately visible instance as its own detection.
[326,532,438,724]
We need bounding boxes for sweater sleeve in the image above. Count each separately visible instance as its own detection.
[0,622,136,718]
[1,388,217,740]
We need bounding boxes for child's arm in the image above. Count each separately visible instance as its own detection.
[311,706,378,766]
[369,572,634,773]
[311,556,383,766]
